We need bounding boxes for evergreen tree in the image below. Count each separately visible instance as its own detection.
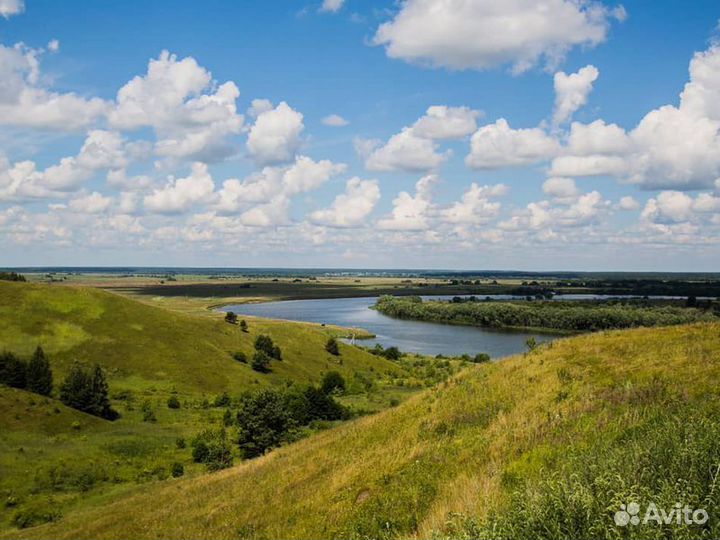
[26,346,53,396]
[0,351,27,389]
[60,363,117,420]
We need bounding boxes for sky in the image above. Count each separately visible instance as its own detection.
[0,0,719,271]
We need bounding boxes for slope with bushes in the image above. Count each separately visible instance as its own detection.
[9,322,719,539]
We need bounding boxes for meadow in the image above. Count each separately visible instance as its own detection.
[3,321,718,539]
[0,281,462,533]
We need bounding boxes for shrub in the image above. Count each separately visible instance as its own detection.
[236,389,296,458]
[166,396,181,409]
[473,353,491,363]
[232,351,247,363]
[191,429,233,471]
[214,392,231,407]
[175,437,186,449]
[251,351,271,373]
[224,311,238,324]
[325,337,340,356]
[240,320,248,332]
[321,371,346,395]
[383,346,401,361]
[171,462,184,478]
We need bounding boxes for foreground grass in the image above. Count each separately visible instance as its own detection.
[6,322,719,539]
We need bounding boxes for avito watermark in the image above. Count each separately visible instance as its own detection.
[614,501,708,527]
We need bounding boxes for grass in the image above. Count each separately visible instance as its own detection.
[0,281,465,533]
[5,321,719,539]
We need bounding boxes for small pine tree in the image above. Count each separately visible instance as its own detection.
[0,351,27,389]
[325,337,340,356]
[240,320,248,332]
[60,363,117,420]
[26,346,53,396]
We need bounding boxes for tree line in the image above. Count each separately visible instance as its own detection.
[0,347,116,420]
[374,296,717,332]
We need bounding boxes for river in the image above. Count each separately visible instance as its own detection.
[219,296,564,358]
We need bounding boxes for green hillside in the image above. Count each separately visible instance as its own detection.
[0,281,402,395]
[7,322,719,539]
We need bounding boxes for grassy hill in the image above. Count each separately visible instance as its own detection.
[0,281,402,395]
[6,322,719,539]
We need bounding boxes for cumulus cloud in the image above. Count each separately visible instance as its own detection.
[373,0,625,73]
[215,156,345,214]
[310,177,380,227]
[47,39,60,53]
[466,118,560,169]
[109,51,243,163]
[553,64,599,126]
[377,174,437,230]
[0,0,24,18]
[246,101,304,165]
[552,45,720,190]
[441,183,507,224]
[542,177,579,202]
[363,128,449,172]
[321,114,349,127]
[69,191,112,214]
[617,195,640,211]
[144,162,215,214]
[0,43,108,131]
[641,190,720,224]
[411,105,480,139]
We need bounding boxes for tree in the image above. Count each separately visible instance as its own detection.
[60,363,117,420]
[321,371,346,395]
[240,320,248,332]
[0,351,27,389]
[191,428,233,471]
[325,337,340,356]
[525,337,538,352]
[26,346,52,396]
[167,396,181,409]
[236,389,296,458]
[251,351,271,373]
[254,334,281,360]
[224,311,238,324]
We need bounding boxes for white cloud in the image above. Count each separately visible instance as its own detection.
[215,155,345,213]
[466,118,559,169]
[246,101,304,165]
[319,0,344,13]
[240,195,291,227]
[0,43,108,131]
[47,39,60,53]
[442,183,507,224]
[551,46,720,190]
[411,105,480,139]
[69,191,112,214]
[144,162,215,214]
[373,0,625,73]
[552,64,599,126]
[618,195,640,211]
[310,177,380,227]
[109,51,243,163]
[364,128,448,172]
[542,177,579,202]
[0,0,24,18]
[322,114,349,127]
[377,174,437,230]
[641,190,720,224]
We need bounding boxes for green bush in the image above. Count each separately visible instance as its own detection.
[251,351,271,373]
[166,396,181,409]
[254,335,282,360]
[191,429,233,471]
[232,351,247,363]
[325,337,340,356]
[171,462,184,478]
[321,371,346,395]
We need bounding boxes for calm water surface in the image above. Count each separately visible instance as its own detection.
[220,296,563,358]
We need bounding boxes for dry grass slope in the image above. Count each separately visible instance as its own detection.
[9,322,719,539]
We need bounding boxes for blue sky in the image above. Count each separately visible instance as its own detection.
[1,0,720,270]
